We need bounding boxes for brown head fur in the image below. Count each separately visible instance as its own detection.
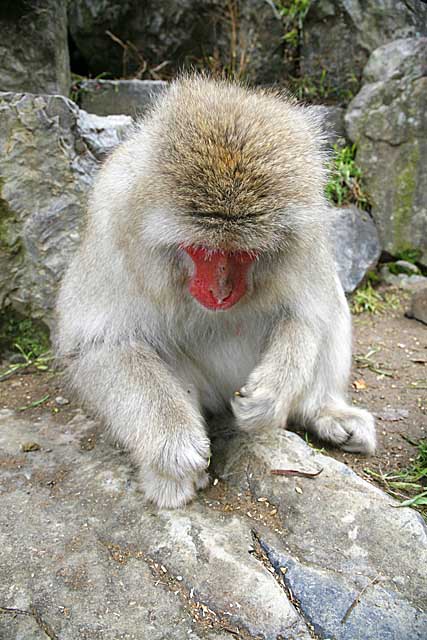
[143,75,327,220]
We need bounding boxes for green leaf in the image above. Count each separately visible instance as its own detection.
[397,491,427,508]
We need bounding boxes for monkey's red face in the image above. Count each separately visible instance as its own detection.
[183,246,257,311]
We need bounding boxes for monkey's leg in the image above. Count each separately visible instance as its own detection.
[231,319,319,432]
[69,343,211,508]
[288,309,376,454]
[231,318,376,454]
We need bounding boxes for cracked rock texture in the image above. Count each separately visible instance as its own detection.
[1,410,426,639]
[345,37,427,265]
[301,0,427,97]
[0,92,131,324]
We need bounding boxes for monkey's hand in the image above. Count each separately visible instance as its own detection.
[140,421,211,509]
[231,380,289,433]
[67,343,211,510]
[231,319,319,433]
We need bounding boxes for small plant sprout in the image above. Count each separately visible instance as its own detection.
[325,144,370,210]
[351,283,401,315]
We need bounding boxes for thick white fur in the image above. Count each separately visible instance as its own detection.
[56,78,376,509]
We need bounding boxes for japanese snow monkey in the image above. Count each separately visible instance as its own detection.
[56,76,376,508]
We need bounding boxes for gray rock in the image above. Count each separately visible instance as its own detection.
[0,0,70,96]
[363,36,427,83]
[332,205,381,292]
[346,38,427,264]
[0,92,131,324]
[0,409,311,640]
[1,409,426,639]
[78,79,168,117]
[264,544,427,640]
[78,110,133,160]
[374,407,409,422]
[380,265,427,289]
[68,0,284,84]
[407,285,427,325]
[301,0,427,99]
[214,429,427,638]
[394,260,420,275]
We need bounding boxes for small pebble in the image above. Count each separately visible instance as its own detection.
[21,442,41,452]
[55,396,70,406]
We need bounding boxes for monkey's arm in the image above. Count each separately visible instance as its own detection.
[231,316,324,431]
[67,341,210,507]
[231,269,375,453]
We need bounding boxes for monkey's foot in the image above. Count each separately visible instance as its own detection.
[141,468,209,509]
[231,385,285,432]
[309,405,376,454]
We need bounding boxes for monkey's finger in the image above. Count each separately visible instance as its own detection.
[234,386,248,398]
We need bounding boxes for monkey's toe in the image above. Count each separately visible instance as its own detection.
[340,409,376,454]
[140,465,211,509]
[309,406,376,455]
[141,468,197,509]
[195,470,210,490]
[152,431,211,479]
[231,389,283,432]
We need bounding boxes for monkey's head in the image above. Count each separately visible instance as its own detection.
[135,76,327,311]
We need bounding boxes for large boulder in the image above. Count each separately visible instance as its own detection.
[345,38,427,264]
[68,0,284,84]
[0,0,70,96]
[0,92,132,324]
[78,79,168,117]
[332,205,381,292]
[1,409,426,639]
[300,0,427,99]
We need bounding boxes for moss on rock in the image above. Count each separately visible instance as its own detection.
[393,142,419,253]
[0,178,21,253]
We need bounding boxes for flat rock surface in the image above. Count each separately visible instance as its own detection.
[78,80,168,117]
[1,409,426,639]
